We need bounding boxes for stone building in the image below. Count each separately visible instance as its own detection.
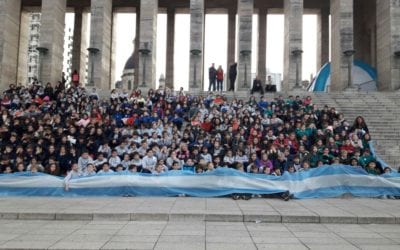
[27,13,41,84]
[0,0,399,92]
[62,27,74,85]
[121,49,136,91]
[120,39,137,90]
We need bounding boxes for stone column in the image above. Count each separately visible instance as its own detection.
[17,10,30,85]
[317,7,330,68]
[0,0,22,90]
[227,7,236,68]
[110,13,117,88]
[237,0,254,91]
[283,0,303,91]
[189,0,205,92]
[38,0,66,85]
[330,0,354,91]
[376,0,400,91]
[165,7,175,90]
[88,0,112,90]
[71,8,88,85]
[138,0,158,91]
[354,0,376,67]
[134,8,140,89]
[258,8,267,85]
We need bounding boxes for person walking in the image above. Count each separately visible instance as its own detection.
[216,65,224,92]
[229,62,237,91]
[208,63,217,92]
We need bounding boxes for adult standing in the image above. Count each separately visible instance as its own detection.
[208,63,217,92]
[229,62,237,91]
[71,70,80,88]
[216,66,224,92]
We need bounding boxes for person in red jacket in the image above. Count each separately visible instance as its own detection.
[201,116,213,132]
[273,133,290,150]
[216,65,224,92]
[71,70,80,87]
[287,132,299,153]
[247,126,262,144]
[340,138,355,155]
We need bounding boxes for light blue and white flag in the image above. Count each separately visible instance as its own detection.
[0,166,399,199]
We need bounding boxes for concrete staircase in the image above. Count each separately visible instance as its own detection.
[213,91,400,169]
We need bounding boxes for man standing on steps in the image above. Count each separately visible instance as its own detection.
[208,63,217,92]
[229,62,237,91]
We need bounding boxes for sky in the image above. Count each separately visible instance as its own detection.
[65,13,317,91]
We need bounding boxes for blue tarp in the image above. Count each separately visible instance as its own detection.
[0,166,399,199]
[310,60,378,92]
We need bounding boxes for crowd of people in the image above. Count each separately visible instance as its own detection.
[1,80,392,184]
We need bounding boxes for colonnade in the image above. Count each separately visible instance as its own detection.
[0,0,399,92]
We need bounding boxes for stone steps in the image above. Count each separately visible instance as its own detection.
[0,197,399,224]
[313,93,400,168]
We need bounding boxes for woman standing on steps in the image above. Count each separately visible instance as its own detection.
[216,66,224,92]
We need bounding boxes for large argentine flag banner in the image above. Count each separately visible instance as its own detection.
[0,166,399,199]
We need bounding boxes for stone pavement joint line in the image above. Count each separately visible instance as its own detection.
[0,197,399,224]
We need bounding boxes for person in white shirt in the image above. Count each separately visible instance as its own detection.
[83,164,97,177]
[110,89,119,100]
[152,163,165,175]
[130,152,143,170]
[142,149,157,172]
[97,162,114,174]
[64,163,81,191]
[120,153,131,170]
[137,140,148,157]
[234,150,249,165]
[89,88,99,100]
[130,133,142,145]
[166,151,180,168]
[223,150,235,167]
[108,150,121,169]
[200,147,212,163]
[77,151,93,173]
[93,153,108,171]
[119,89,129,100]
[156,146,169,161]
[148,132,160,145]
[159,132,172,146]
[115,141,129,156]
[98,142,112,158]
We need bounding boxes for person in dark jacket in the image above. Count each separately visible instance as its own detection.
[251,76,264,94]
[208,63,217,92]
[229,62,237,91]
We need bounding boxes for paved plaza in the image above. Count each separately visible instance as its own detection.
[0,219,399,250]
[0,197,399,249]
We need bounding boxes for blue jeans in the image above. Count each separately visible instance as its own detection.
[209,79,216,91]
[217,80,223,91]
